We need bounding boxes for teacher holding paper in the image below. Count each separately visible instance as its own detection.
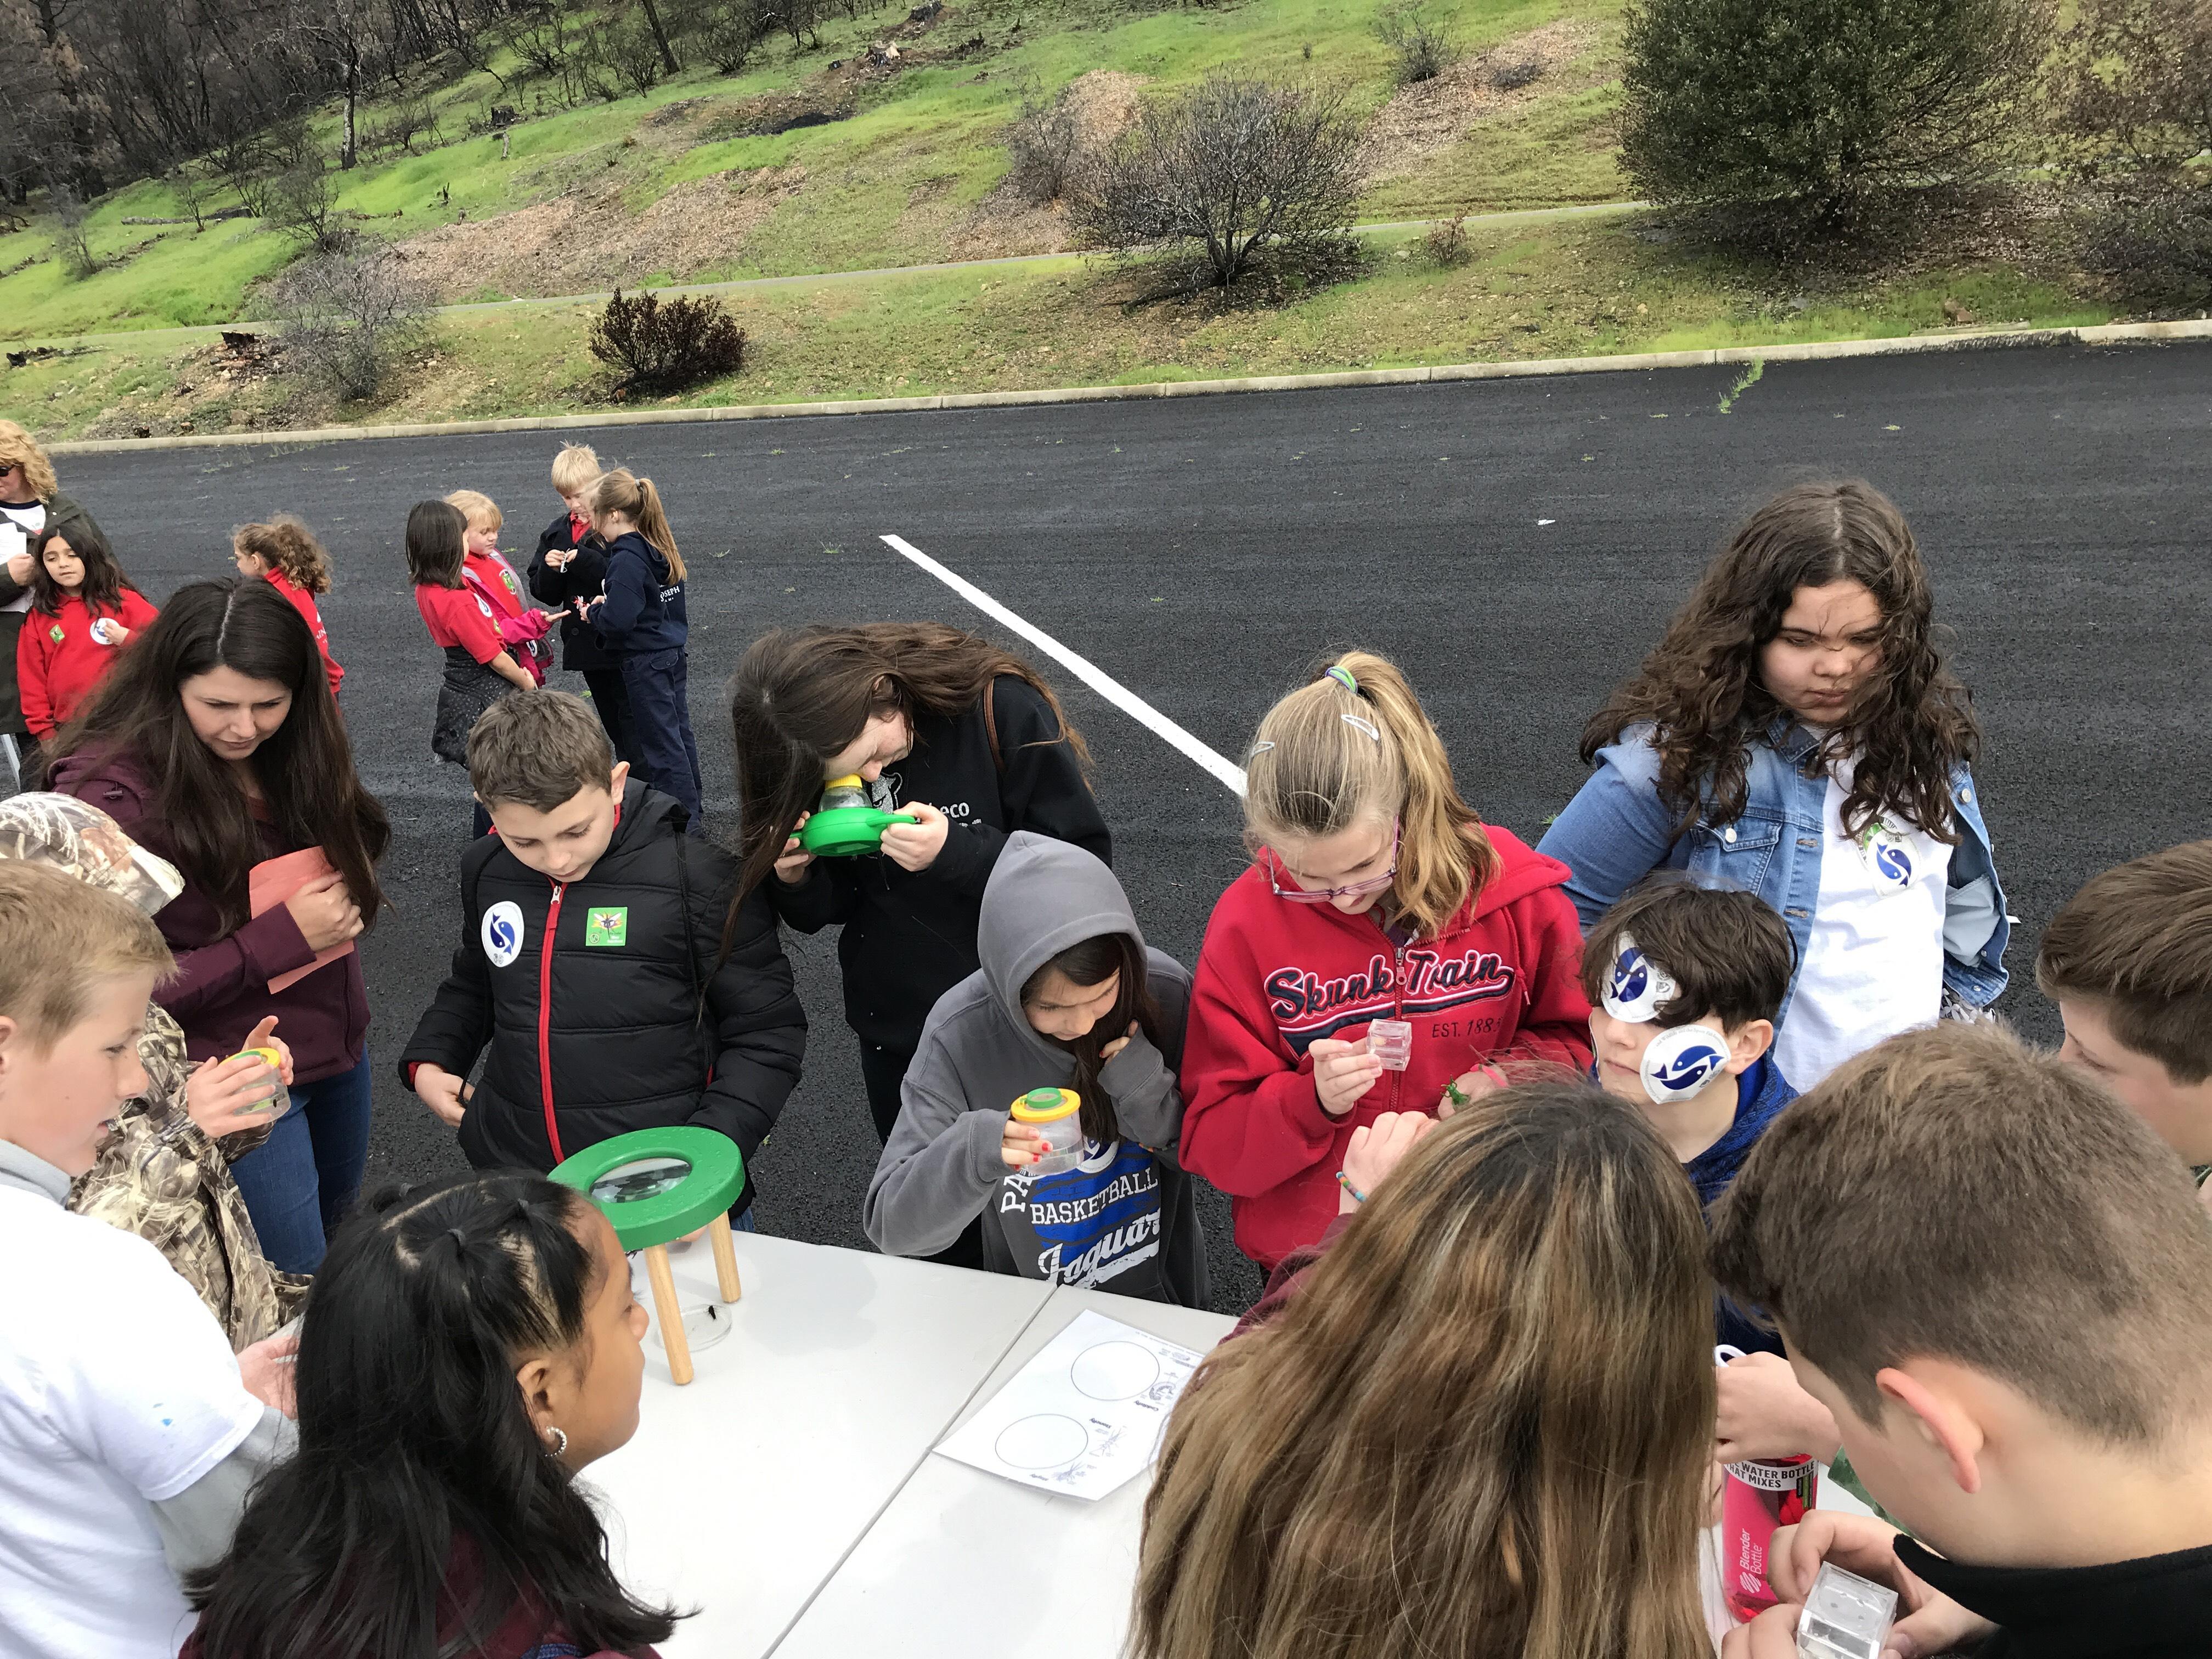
[51,577,390,1270]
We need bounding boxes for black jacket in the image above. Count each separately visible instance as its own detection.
[526,511,615,672]
[399,779,805,1211]
[1898,1534,2212,1658]
[771,676,1111,1051]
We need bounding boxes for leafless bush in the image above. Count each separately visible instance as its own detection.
[684,0,767,72]
[602,15,670,97]
[1374,2,1456,86]
[266,157,351,254]
[1423,212,1470,266]
[270,238,431,401]
[1005,82,1087,205]
[1070,74,1368,291]
[359,97,441,162]
[51,188,97,277]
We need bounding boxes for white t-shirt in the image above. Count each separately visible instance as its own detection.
[0,1183,265,1659]
[2,500,45,615]
[1772,760,1952,1089]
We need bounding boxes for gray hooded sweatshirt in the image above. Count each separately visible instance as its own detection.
[863,833,1209,1307]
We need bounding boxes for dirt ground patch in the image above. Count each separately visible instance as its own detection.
[945,69,1146,259]
[1363,20,1600,182]
[393,167,806,299]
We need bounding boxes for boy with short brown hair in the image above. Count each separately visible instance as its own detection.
[400,689,805,1220]
[2036,839,2212,1203]
[1711,1022,2212,1659]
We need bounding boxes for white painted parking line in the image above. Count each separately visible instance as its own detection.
[879,533,1248,797]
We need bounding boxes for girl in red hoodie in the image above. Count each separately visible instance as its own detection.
[233,516,343,698]
[1178,651,1594,1271]
[16,518,158,740]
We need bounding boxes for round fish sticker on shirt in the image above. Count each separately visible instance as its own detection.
[1857,820,1914,891]
[482,900,526,968]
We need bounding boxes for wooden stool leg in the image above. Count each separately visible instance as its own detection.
[644,1244,693,1386]
[708,1211,743,1304]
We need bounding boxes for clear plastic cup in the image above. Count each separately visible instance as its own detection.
[229,1046,290,1119]
[1009,1087,1084,1175]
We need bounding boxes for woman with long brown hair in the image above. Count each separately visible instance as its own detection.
[49,577,390,1272]
[1134,1077,1717,1659]
[729,623,1109,1176]
[1538,479,2007,1090]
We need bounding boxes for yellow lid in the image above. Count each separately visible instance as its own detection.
[233,1046,283,1068]
[825,774,865,790]
[1010,1086,1080,1124]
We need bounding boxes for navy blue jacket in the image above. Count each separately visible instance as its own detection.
[593,531,686,657]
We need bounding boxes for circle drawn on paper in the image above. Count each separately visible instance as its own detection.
[995,1414,1088,1470]
[1071,1341,1160,1401]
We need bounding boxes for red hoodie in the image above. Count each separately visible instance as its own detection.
[264,567,344,696]
[1178,828,1593,1271]
[15,589,159,737]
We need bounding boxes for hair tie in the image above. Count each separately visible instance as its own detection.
[1323,664,1359,695]
[442,1227,468,1255]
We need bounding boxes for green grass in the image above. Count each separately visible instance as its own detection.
[1,0,1634,342]
[16,217,2111,443]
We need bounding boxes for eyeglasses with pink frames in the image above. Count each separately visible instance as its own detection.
[1265,820,1401,905]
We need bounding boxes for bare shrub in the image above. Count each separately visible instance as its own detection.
[271,238,431,401]
[1005,82,1087,205]
[359,97,441,161]
[1484,54,1544,91]
[1423,212,1471,266]
[589,287,748,393]
[1071,74,1368,290]
[1374,2,1457,86]
[686,0,766,72]
[603,14,670,97]
[266,156,351,254]
[50,188,97,277]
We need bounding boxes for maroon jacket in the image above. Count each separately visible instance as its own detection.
[1228,1211,1355,1341]
[51,749,370,1083]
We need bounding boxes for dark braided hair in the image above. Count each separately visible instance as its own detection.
[184,1171,681,1659]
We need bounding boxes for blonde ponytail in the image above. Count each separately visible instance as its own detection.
[591,469,686,582]
[1242,650,1496,939]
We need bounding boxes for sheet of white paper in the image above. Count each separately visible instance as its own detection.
[933,1308,1204,1502]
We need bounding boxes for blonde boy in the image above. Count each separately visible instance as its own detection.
[524,444,634,761]
[0,864,295,1659]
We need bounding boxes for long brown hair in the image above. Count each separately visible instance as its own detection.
[591,469,684,581]
[52,578,390,934]
[30,517,136,617]
[235,516,334,595]
[1243,649,1497,939]
[726,623,1091,918]
[1020,932,1164,1145]
[1133,1079,1715,1659]
[1581,479,1979,842]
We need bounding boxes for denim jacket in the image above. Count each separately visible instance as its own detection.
[1536,722,2008,1025]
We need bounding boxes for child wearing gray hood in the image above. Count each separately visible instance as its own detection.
[864,833,1209,1306]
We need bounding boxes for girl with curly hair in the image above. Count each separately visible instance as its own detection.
[233,517,343,699]
[1538,479,2007,1088]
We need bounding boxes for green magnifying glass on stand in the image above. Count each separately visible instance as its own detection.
[549,1125,743,1387]
[798,774,918,856]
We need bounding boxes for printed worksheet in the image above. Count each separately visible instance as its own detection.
[933,1309,1204,1501]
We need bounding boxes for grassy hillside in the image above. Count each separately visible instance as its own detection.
[1,0,1624,341]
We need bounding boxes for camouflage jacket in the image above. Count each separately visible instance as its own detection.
[67,1003,310,1349]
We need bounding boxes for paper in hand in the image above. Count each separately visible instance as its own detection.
[250,847,354,994]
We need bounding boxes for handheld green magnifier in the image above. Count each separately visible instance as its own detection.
[798,774,918,856]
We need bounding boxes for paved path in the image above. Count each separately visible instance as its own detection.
[57,337,2212,1311]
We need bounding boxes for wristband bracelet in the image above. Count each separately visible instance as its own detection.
[1335,1170,1368,1205]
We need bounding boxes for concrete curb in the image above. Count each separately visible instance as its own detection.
[46,317,2212,456]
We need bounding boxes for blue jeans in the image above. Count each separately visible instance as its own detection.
[228,1048,375,1273]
